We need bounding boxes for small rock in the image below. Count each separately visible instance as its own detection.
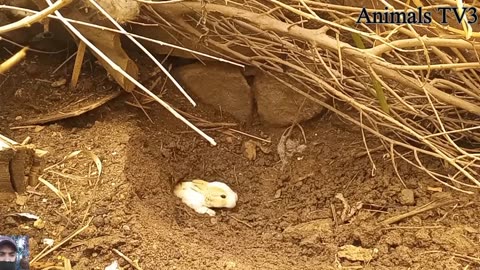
[15,195,27,206]
[93,207,109,215]
[5,217,16,226]
[399,189,415,205]
[243,140,257,160]
[224,261,237,269]
[173,62,253,123]
[383,231,402,247]
[92,216,105,227]
[337,245,378,262]
[300,234,320,247]
[79,226,96,237]
[15,116,22,121]
[33,219,45,229]
[253,71,325,126]
[210,217,218,225]
[274,233,284,241]
[110,216,123,228]
[283,219,333,242]
[415,229,431,247]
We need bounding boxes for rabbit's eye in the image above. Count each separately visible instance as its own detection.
[221,194,226,199]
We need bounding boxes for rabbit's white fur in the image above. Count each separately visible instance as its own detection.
[174,180,238,216]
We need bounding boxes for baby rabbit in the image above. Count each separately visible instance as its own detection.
[174,179,238,216]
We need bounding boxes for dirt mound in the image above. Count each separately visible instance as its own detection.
[0,51,479,269]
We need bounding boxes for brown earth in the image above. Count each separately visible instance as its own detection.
[0,48,480,270]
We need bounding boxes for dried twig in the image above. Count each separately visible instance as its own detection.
[381,199,458,226]
[0,0,72,34]
[112,248,143,270]
[30,218,92,263]
[421,250,480,265]
[70,41,86,89]
[0,46,28,74]
[228,214,253,228]
[137,0,480,192]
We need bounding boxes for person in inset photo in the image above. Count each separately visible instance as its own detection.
[0,236,18,270]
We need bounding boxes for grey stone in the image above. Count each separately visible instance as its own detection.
[253,72,325,126]
[173,62,253,123]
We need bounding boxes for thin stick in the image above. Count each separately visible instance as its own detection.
[228,214,253,228]
[421,250,480,264]
[0,46,28,74]
[0,0,72,34]
[70,41,86,89]
[131,92,154,124]
[53,52,77,74]
[136,0,185,3]
[64,257,72,270]
[112,249,143,270]
[360,111,377,177]
[44,0,217,146]
[30,218,92,263]
[331,203,338,228]
[381,199,458,225]
[380,226,444,230]
[21,136,31,145]
[228,128,272,143]
[10,125,42,130]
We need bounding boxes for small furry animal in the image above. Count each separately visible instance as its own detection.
[174,179,238,216]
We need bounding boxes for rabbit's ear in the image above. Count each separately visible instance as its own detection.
[192,179,209,192]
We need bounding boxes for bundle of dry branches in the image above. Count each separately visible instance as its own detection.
[2,0,480,193]
[136,0,480,193]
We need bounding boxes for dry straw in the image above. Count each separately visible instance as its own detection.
[139,0,480,193]
[2,0,480,193]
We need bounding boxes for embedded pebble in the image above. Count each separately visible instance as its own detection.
[224,261,237,269]
[399,189,415,205]
[92,216,105,227]
[5,217,16,226]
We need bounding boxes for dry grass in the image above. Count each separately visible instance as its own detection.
[137,0,480,193]
[2,0,480,194]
